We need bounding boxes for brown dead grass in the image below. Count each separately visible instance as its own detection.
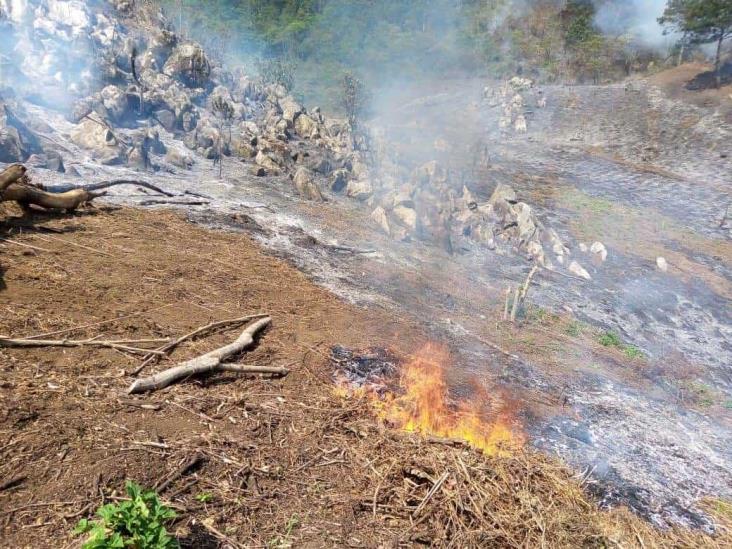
[0,204,729,548]
[649,63,732,121]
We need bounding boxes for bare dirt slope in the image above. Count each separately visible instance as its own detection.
[1,205,729,548]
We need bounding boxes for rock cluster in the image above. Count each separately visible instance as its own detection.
[484,76,546,134]
[0,0,366,199]
[1,3,587,278]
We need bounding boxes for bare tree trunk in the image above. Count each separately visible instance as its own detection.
[218,137,223,179]
[677,41,685,67]
[715,33,724,89]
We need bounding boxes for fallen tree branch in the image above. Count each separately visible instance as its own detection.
[41,179,175,197]
[1,184,105,210]
[0,238,54,253]
[218,364,289,376]
[139,199,208,207]
[0,335,164,355]
[127,316,272,394]
[155,454,205,493]
[130,313,270,376]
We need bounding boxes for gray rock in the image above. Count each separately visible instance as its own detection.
[489,183,517,205]
[292,167,324,202]
[163,42,211,87]
[569,260,592,280]
[590,241,608,262]
[512,202,537,243]
[165,147,193,169]
[371,206,390,235]
[69,118,126,165]
[255,150,281,175]
[278,96,303,124]
[0,101,42,162]
[393,204,417,230]
[346,178,373,201]
[153,109,176,132]
[45,150,65,172]
[100,85,130,122]
[232,138,256,159]
[330,169,350,192]
[181,111,197,132]
[294,113,319,139]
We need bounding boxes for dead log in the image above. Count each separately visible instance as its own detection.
[1,164,174,211]
[1,183,107,210]
[0,164,26,194]
[127,316,273,394]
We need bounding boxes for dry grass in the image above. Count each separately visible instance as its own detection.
[0,205,729,548]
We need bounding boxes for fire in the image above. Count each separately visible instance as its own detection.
[353,343,523,455]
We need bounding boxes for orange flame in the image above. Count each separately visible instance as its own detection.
[346,343,523,455]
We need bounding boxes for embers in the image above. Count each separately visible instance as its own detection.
[330,345,399,392]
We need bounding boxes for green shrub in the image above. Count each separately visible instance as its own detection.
[623,345,644,360]
[598,331,621,347]
[74,481,178,549]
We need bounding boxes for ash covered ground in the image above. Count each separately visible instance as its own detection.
[1,0,730,532]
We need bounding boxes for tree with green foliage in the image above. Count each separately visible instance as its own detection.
[659,0,732,88]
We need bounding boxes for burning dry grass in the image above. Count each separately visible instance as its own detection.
[332,345,730,548]
[1,206,730,547]
[352,342,521,455]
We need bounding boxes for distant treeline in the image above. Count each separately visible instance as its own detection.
[159,0,676,106]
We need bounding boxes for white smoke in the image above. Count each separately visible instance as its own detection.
[594,0,677,51]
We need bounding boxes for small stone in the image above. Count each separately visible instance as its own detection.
[656,257,668,272]
[579,242,588,253]
[590,241,607,261]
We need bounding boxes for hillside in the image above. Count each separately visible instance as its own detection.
[1,0,731,547]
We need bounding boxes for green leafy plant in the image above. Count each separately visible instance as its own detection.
[598,331,645,359]
[74,481,178,549]
[623,345,644,360]
[598,331,621,347]
[195,492,213,503]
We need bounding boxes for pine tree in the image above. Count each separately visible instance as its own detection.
[659,0,732,88]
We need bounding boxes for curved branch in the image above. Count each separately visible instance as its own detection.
[127,317,272,394]
[41,179,175,197]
